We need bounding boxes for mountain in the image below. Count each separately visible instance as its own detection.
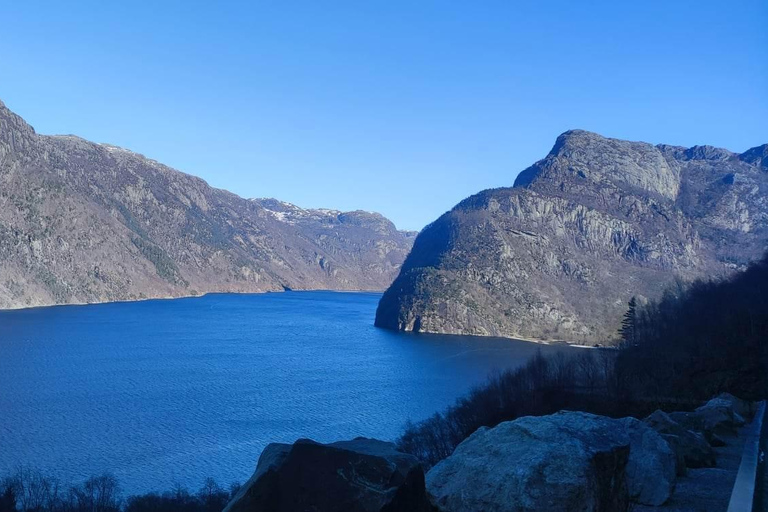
[0,100,415,309]
[375,130,768,343]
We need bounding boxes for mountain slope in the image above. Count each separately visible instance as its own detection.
[0,100,415,309]
[375,130,768,343]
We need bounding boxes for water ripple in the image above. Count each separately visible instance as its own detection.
[0,292,573,494]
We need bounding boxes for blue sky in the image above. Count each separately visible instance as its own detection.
[1,1,766,231]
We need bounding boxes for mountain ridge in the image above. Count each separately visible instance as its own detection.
[0,100,414,309]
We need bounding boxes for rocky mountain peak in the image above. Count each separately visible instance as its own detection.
[515,130,681,201]
[0,101,38,157]
[549,129,608,154]
[251,197,414,237]
[683,145,733,161]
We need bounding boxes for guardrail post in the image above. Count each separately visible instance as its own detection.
[727,400,766,512]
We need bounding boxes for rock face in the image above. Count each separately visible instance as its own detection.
[376,130,768,343]
[223,438,433,512]
[425,411,633,512]
[0,100,416,309]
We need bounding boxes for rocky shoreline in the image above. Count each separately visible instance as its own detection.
[224,393,755,511]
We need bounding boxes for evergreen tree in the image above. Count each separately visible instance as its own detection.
[619,296,637,346]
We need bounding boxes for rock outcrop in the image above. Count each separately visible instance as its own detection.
[427,412,630,512]
[223,437,433,512]
[0,100,415,309]
[376,130,768,343]
[223,399,752,511]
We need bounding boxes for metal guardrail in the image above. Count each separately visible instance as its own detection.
[727,400,766,512]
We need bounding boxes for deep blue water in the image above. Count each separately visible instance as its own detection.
[0,291,573,495]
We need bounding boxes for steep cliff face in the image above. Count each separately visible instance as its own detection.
[0,100,415,309]
[376,130,768,343]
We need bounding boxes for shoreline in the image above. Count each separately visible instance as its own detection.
[405,326,608,348]
[2,293,611,348]
[0,287,388,313]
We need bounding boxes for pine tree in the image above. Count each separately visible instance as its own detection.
[619,296,637,346]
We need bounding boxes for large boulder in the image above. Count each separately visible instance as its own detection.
[644,410,716,469]
[425,411,631,512]
[697,397,747,433]
[668,398,746,442]
[714,393,754,420]
[223,437,433,512]
[619,417,677,506]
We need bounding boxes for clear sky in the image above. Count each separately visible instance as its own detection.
[1,1,766,231]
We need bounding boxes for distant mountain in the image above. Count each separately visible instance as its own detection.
[0,100,415,309]
[375,130,768,343]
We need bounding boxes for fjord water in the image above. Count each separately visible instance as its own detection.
[0,291,573,494]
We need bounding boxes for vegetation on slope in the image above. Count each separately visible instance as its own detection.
[0,469,237,512]
[617,254,768,401]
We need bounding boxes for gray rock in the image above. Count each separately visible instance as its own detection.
[644,410,715,469]
[376,130,768,343]
[693,398,746,436]
[619,417,677,506]
[425,411,631,512]
[713,392,754,421]
[224,437,433,512]
[666,399,747,444]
